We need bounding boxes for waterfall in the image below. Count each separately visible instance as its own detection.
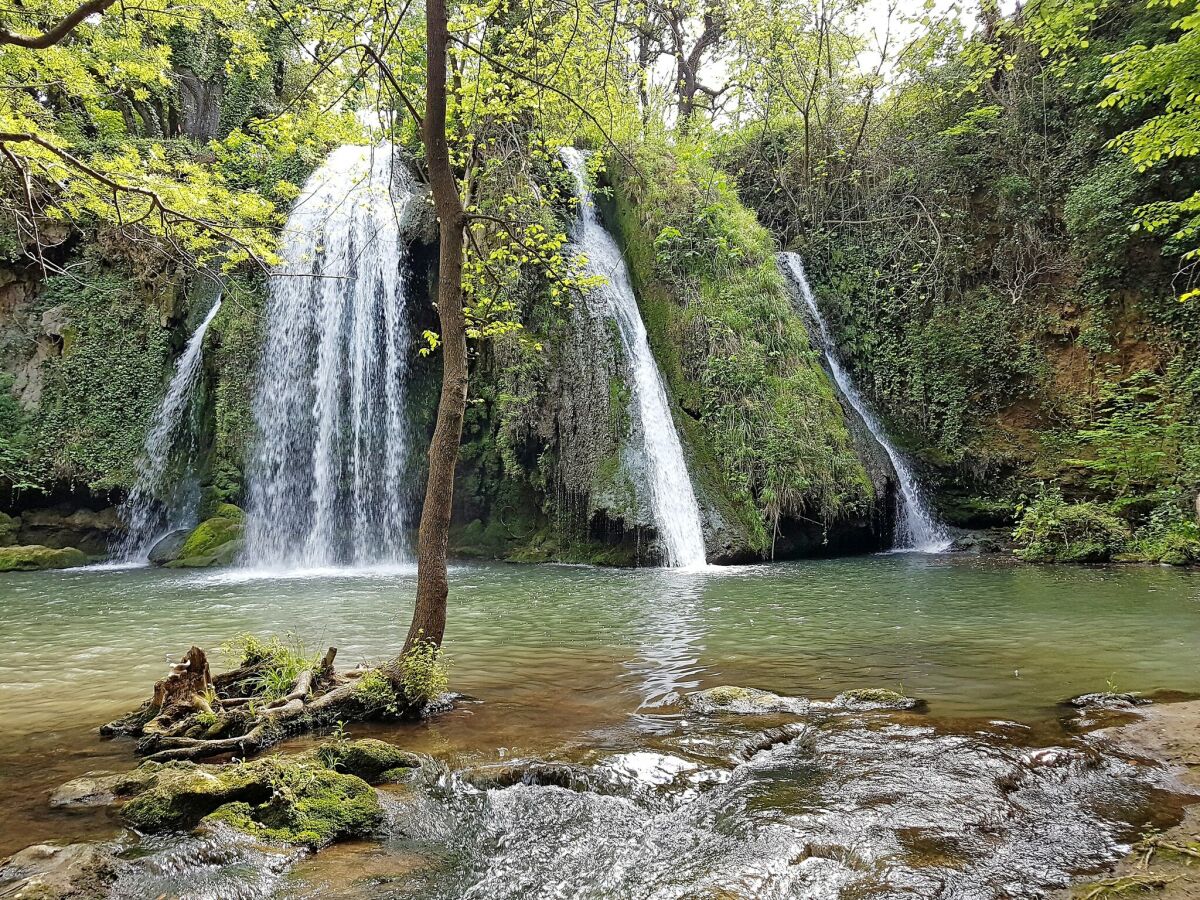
[115,296,222,561]
[243,144,417,569]
[561,148,708,568]
[779,252,951,552]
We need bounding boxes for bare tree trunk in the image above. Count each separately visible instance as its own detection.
[403,0,467,657]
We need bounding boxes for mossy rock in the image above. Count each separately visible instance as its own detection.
[201,765,383,848]
[116,752,388,848]
[178,516,244,559]
[318,739,421,784]
[212,503,245,522]
[120,761,270,832]
[687,685,808,715]
[833,689,926,711]
[0,545,88,572]
[164,537,243,569]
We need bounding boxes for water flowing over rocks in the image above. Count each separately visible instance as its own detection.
[243,144,428,569]
[115,296,223,562]
[779,252,952,553]
[560,148,708,567]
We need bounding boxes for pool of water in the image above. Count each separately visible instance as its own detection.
[1,555,1198,896]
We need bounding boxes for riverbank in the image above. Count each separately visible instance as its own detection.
[1067,700,1200,898]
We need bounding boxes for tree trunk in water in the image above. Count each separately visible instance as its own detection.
[404,0,466,657]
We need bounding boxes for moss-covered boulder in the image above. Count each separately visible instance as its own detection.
[832,689,926,711]
[162,514,243,567]
[53,740,416,850]
[200,764,382,848]
[116,750,390,848]
[211,503,245,523]
[687,685,809,715]
[179,515,243,558]
[0,544,88,572]
[317,738,421,784]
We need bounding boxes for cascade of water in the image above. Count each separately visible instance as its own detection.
[115,296,223,561]
[561,148,708,568]
[243,144,417,569]
[779,252,951,552]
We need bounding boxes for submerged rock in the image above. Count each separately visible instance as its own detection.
[0,842,119,899]
[733,723,815,761]
[0,544,88,572]
[830,688,927,711]
[50,768,160,808]
[686,685,809,715]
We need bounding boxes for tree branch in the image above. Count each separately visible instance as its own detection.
[0,131,272,273]
[0,0,116,48]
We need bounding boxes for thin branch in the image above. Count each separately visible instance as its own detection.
[446,32,638,173]
[0,131,272,273]
[0,0,117,48]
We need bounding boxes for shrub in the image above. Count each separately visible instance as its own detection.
[400,640,450,704]
[1131,504,1200,566]
[1013,491,1131,562]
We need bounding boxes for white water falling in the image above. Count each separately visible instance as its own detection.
[779,252,951,552]
[243,144,416,569]
[561,148,707,568]
[115,296,222,561]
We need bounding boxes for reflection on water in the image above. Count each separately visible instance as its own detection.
[0,556,1198,895]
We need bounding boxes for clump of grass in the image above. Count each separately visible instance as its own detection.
[354,670,401,715]
[222,632,318,700]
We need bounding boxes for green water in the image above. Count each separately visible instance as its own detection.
[1,554,1198,863]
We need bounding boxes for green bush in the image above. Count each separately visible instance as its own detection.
[1013,491,1131,563]
[1130,504,1200,566]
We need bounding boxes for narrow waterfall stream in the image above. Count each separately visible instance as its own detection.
[780,252,951,551]
[114,296,222,561]
[244,144,418,569]
[561,148,708,568]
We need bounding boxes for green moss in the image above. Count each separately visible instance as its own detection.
[316,739,420,783]
[202,766,382,848]
[0,512,18,547]
[118,750,391,848]
[24,269,174,491]
[606,141,873,551]
[212,503,244,522]
[0,545,88,572]
[206,279,265,504]
[178,516,243,558]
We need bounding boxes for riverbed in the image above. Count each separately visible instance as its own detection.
[1,554,1198,897]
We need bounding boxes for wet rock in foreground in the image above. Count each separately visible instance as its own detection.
[0,842,118,899]
[52,739,418,850]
